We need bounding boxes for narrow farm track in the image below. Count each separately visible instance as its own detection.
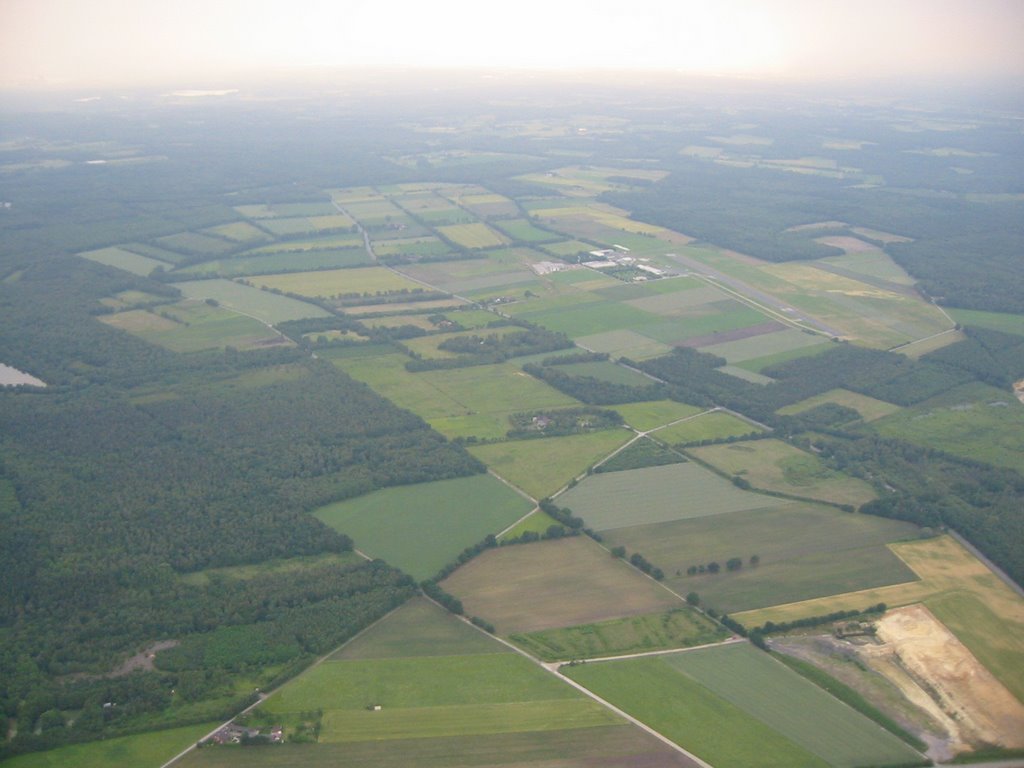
[423,595,717,768]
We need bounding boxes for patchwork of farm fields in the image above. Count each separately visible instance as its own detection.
[467,430,634,498]
[734,534,1024,628]
[62,176,1024,768]
[601,501,921,613]
[248,267,422,297]
[689,438,878,507]
[173,278,329,322]
[100,301,287,352]
[178,597,697,768]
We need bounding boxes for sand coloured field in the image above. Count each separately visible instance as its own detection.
[871,604,1024,750]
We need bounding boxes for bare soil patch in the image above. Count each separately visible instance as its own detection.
[110,640,180,676]
[868,604,1024,751]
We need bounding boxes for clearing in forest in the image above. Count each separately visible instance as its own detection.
[689,439,877,507]
[314,474,531,581]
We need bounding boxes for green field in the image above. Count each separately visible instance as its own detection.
[949,307,1024,336]
[565,657,828,768]
[100,301,286,352]
[595,436,687,473]
[664,644,923,767]
[733,534,1024,629]
[777,388,901,422]
[442,537,682,634]
[541,239,596,258]
[247,234,363,254]
[601,502,921,613]
[614,400,705,431]
[575,329,672,360]
[401,325,525,359]
[735,339,837,373]
[698,328,829,364]
[330,353,578,441]
[871,382,1024,474]
[156,231,238,256]
[437,223,508,249]
[2,722,218,768]
[175,248,372,277]
[321,699,617,742]
[520,301,659,339]
[265,653,578,715]
[690,439,877,507]
[250,267,423,298]
[333,598,510,660]
[314,474,531,580]
[557,462,785,531]
[653,410,762,444]
[202,221,272,243]
[555,360,654,386]
[373,236,451,259]
[468,430,633,499]
[177,725,697,768]
[511,608,727,661]
[498,509,560,541]
[173,279,329,323]
[78,246,171,276]
[927,591,1024,703]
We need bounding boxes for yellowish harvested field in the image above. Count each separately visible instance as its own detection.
[776,388,901,422]
[437,223,508,249]
[895,330,967,359]
[735,535,1024,628]
[248,267,422,298]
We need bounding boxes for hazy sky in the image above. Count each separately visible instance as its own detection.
[1,0,1022,88]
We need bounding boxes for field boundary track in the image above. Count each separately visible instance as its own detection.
[420,595,715,768]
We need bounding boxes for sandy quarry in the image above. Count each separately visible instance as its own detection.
[867,604,1024,751]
